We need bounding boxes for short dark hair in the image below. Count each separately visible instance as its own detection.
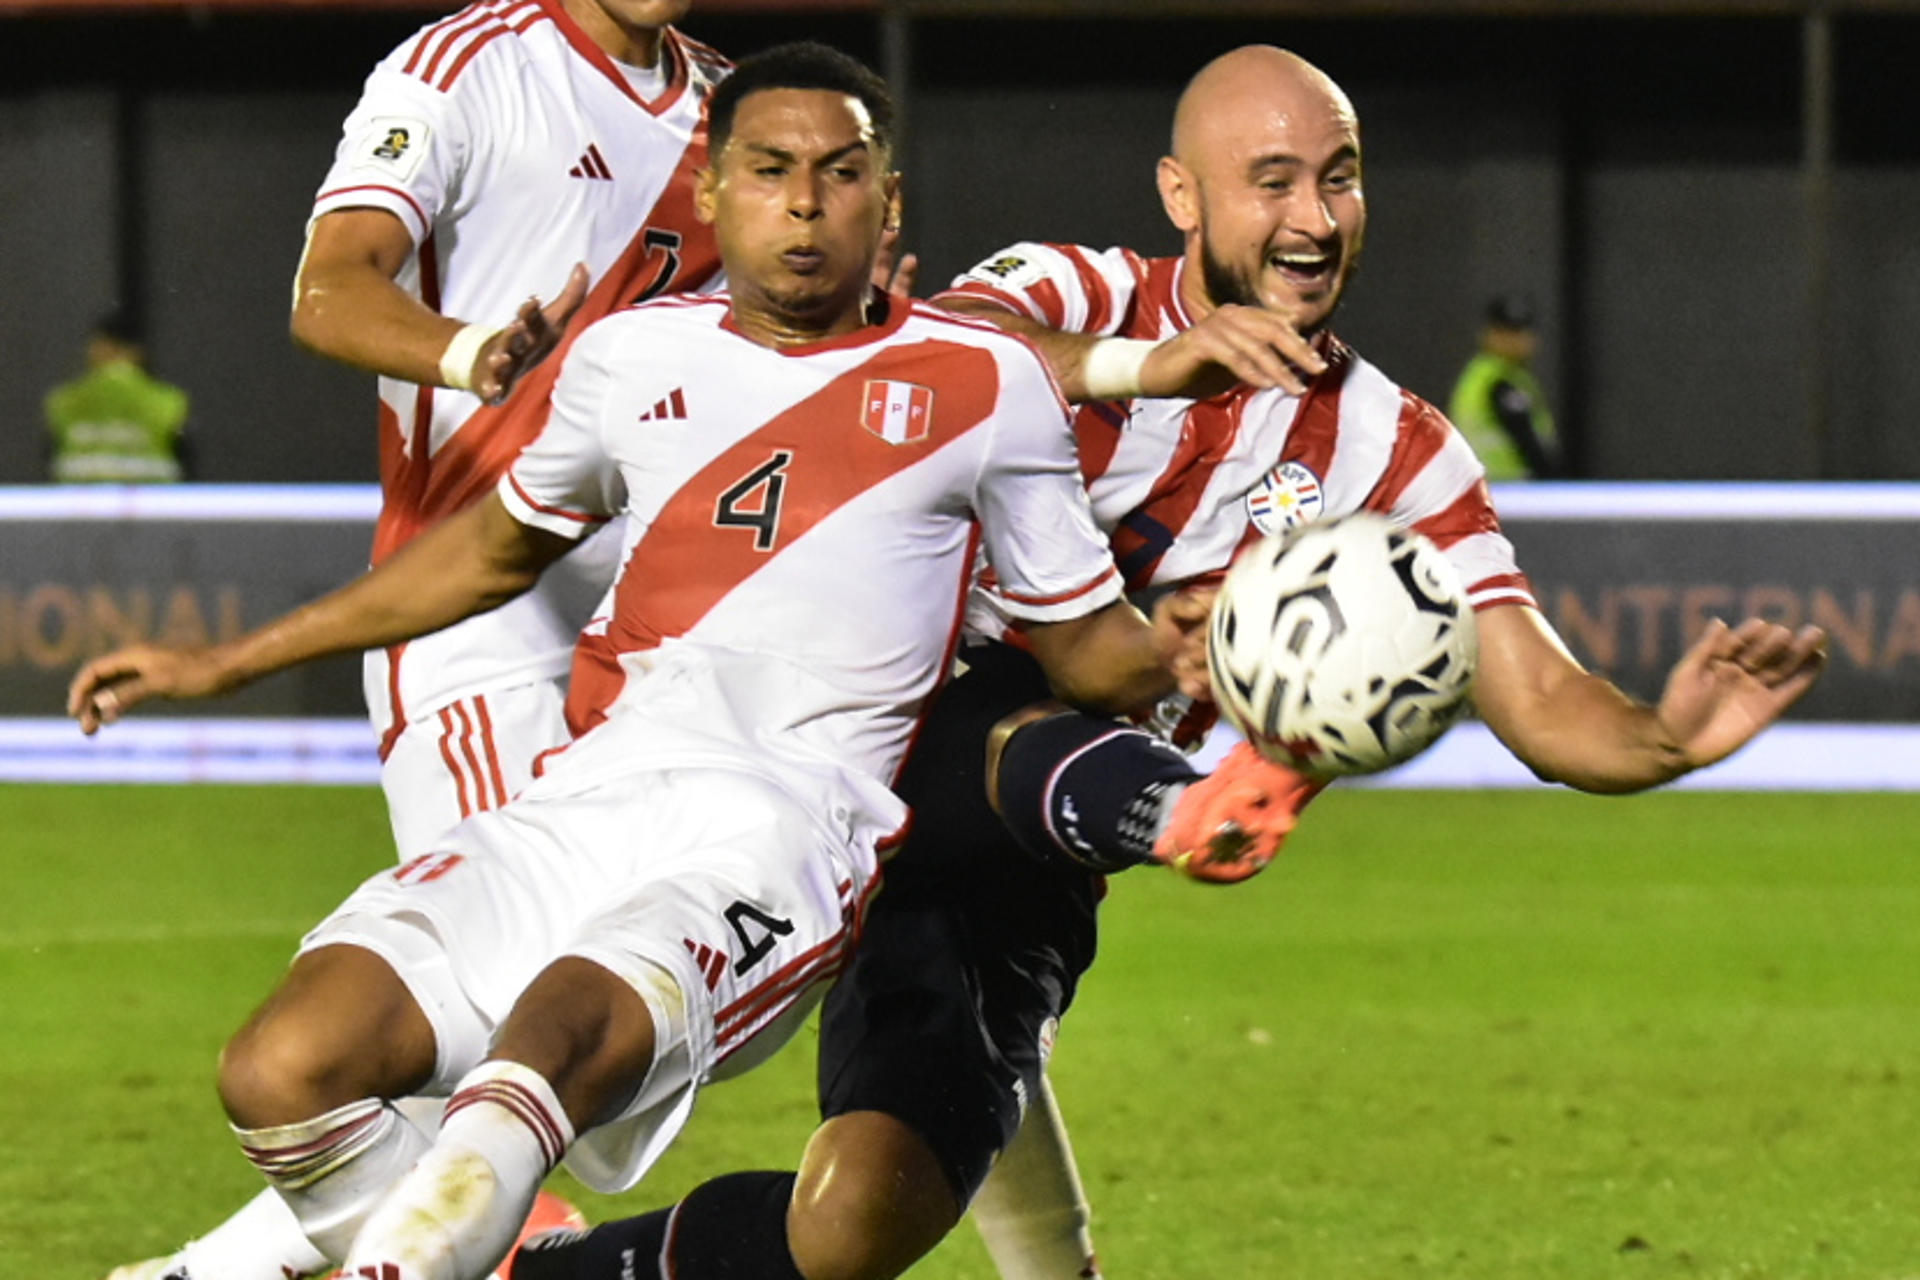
[707,41,895,161]
[93,309,142,346]
[1485,293,1536,331]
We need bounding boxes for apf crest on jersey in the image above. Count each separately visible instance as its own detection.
[1244,459,1325,536]
[861,380,934,445]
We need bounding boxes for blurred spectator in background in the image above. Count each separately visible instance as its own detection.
[1448,294,1560,480]
[44,312,191,483]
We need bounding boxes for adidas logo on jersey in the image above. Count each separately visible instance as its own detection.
[568,143,613,180]
[683,937,726,992]
[637,388,688,421]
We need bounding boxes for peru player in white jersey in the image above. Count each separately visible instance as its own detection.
[294,0,727,860]
[70,47,1209,1280]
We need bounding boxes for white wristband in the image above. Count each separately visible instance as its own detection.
[1079,337,1157,400]
[438,322,498,392]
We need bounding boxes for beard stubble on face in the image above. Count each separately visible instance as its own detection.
[1197,230,1359,337]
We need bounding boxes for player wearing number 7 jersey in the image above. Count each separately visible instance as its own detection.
[295,0,726,862]
[70,46,1208,1280]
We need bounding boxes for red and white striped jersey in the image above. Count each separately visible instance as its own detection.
[938,243,1536,612]
[497,296,1122,815]
[309,0,729,751]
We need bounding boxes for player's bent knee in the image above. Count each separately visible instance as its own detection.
[788,1112,961,1280]
[218,943,434,1127]
[491,955,668,1131]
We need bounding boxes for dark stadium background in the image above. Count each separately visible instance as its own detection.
[4,0,1919,487]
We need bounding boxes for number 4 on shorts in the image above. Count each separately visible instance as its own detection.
[724,900,795,974]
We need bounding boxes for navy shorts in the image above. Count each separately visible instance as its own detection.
[815,641,1102,1203]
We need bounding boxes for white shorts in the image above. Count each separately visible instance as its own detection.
[301,763,879,1192]
[377,682,572,862]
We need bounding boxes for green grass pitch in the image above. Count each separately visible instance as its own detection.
[5,783,1919,1278]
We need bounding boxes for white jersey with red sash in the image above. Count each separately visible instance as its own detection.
[309,2,729,754]
[499,295,1123,828]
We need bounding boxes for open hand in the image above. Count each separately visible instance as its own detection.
[873,226,919,300]
[1657,617,1827,770]
[474,262,591,403]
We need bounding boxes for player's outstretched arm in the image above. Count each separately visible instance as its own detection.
[938,296,1323,402]
[292,208,588,403]
[68,494,572,733]
[1024,588,1213,717]
[1471,604,1827,794]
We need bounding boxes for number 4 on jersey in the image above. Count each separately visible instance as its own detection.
[714,449,793,551]
[724,900,795,975]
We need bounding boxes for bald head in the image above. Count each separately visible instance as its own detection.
[1157,45,1365,331]
[1171,46,1357,166]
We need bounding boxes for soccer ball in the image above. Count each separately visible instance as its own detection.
[1207,513,1478,778]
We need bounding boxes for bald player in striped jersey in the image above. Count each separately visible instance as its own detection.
[522,44,1827,1280]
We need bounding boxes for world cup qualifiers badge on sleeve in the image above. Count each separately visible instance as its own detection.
[1245,460,1324,536]
[967,254,1045,290]
[353,116,432,181]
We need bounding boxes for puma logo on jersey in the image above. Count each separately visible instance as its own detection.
[568,143,614,180]
[638,387,688,421]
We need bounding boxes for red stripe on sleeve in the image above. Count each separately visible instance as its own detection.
[438,7,548,92]
[1363,393,1454,515]
[315,184,432,235]
[506,472,612,526]
[1025,278,1068,329]
[1409,480,1506,550]
[403,2,482,76]
[418,6,503,86]
[998,563,1119,608]
[1468,572,1534,606]
[1057,244,1114,335]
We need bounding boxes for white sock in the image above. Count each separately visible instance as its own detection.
[234,1097,432,1265]
[168,1187,330,1280]
[970,1076,1103,1280]
[345,1060,575,1280]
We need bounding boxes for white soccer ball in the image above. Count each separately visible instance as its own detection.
[1207,513,1478,778]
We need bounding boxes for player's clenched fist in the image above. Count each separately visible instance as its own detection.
[68,644,235,735]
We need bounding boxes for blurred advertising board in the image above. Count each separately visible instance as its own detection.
[0,487,374,719]
[0,483,1914,723]
[1494,484,1920,725]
